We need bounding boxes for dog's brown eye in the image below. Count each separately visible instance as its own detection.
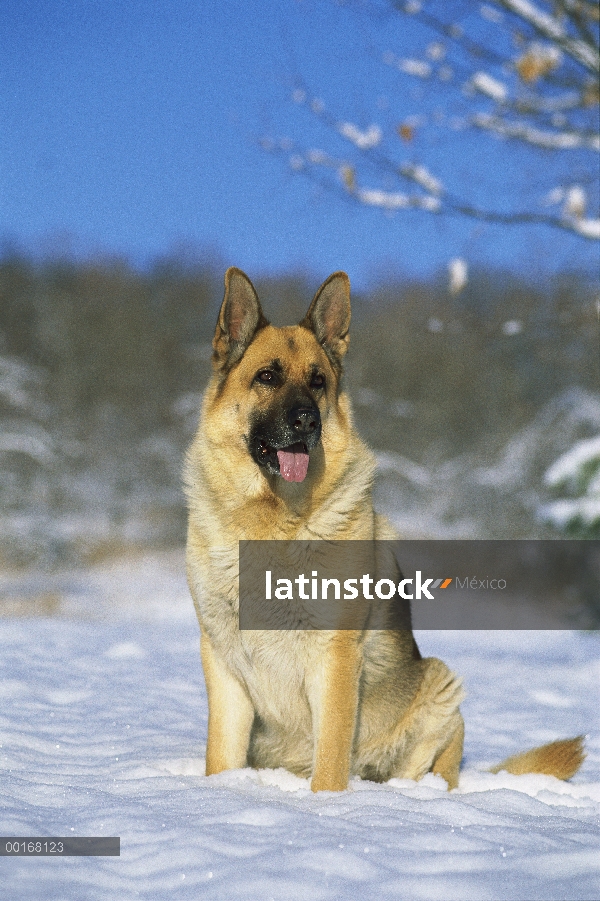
[257,370,274,384]
[310,373,325,389]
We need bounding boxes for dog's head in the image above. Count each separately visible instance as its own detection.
[209,267,351,484]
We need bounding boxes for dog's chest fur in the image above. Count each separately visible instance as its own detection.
[187,542,331,731]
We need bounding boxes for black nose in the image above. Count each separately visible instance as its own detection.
[287,404,321,435]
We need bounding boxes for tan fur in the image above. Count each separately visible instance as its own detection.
[185,267,585,792]
[490,737,586,780]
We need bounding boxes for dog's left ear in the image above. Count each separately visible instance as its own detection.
[213,267,269,370]
[301,272,351,368]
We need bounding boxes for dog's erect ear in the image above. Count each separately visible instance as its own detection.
[300,272,351,368]
[213,268,269,370]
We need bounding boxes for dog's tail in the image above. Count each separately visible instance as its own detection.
[489,736,585,780]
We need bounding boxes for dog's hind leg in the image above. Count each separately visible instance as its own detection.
[387,657,465,787]
[432,714,464,790]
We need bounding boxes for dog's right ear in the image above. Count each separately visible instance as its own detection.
[213,268,269,370]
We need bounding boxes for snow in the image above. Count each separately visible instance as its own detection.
[563,185,586,219]
[397,58,432,78]
[356,188,410,210]
[400,163,443,196]
[497,0,599,72]
[426,42,445,62]
[499,0,567,42]
[471,72,508,103]
[480,4,504,24]
[356,188,441,213]
[447,258,468,295]
[1,551,599,900]
[540,434,600,530]
[290,155,305,172]
[0,430,55,465]
[418,195,441,212]
[0,356,48,416]
[370,388,600,540]
[338,123,382,151]
[501,319,522,336]
[540,496,600,529]
[472,114,596,151]
[544,435,600,490]
[307,150,332,166]
[573,218,600,240]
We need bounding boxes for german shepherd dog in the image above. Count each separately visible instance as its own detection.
[185,268,584,792]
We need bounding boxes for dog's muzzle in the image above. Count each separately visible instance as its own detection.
[250,403,322,482]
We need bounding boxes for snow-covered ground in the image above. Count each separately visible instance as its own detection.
[1,551,599,900]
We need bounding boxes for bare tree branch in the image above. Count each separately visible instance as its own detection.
[495,0,599,71]
[264,0,599,240]
[471,113,600,150]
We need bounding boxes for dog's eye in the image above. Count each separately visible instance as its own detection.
[310,373,325,389]
[256,369,275,384]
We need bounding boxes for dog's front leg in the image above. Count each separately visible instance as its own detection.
[307,633,362,792]
[201,631,254,775]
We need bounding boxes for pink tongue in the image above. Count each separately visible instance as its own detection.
[277,448,310,482]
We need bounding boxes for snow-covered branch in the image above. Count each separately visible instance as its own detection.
[472,113,600,150]
[261,124,597,238]
[265,0,599,239]
[495,0,599,72]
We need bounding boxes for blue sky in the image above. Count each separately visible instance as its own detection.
[1,0,597,288]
